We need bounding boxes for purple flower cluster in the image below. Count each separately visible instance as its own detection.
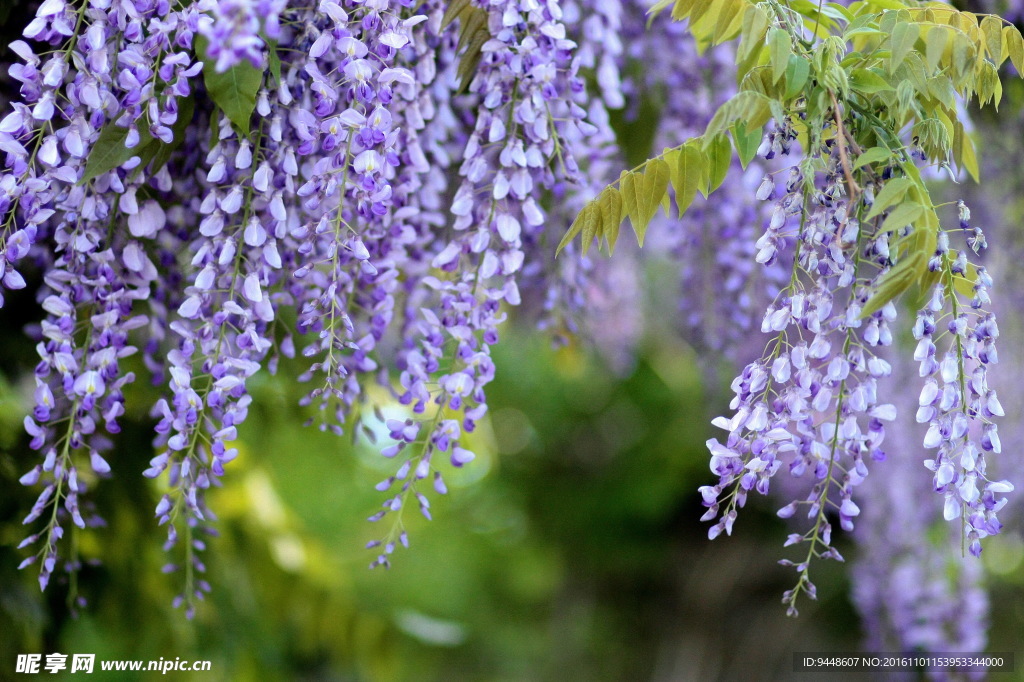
[365,0,593,564]
[700,143,915,614]
[912,245,1010,557]
[197,0,286,72]
[6,0,597,609]
[852,360,989,667]
[526,0,645,368]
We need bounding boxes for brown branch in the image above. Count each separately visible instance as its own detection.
[829,89,861,204]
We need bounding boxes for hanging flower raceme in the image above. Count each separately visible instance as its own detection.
[699,142,905,615]
[852,360,990,661]
[366,0,593,566]
[11,0,185,607]
[553,0,1022,618]
[5,0,600,609]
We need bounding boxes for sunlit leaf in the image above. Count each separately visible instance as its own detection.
[889,21,919,74]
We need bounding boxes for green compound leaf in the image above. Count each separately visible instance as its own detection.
[196,35,263,134]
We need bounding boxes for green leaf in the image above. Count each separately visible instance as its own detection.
[880,201,924,234]
[600,188,624,253]
[853,146,892,170]
[619,169,637,227]
[713,0,744,44]
[907,205,939,259]
[579,203,600,256]
[926,75,956,110]
[669,0,697,21]
[769,28,792,85]
[925,25,948,74]
[556,205,587,255]
[1004,25,1024,74]
[731,121,762,169]
[951,274,975,298]
[196,35,263,134]
[957,122,980,182]
[849,68,894,93]
[866,176,914,219]
[621,160,670,248]
[951,30,974,82]
[705,90,772,140]
[862,0,905,10]
[442,0,471,27]
[667,143,704,214]
[981,15,1004,64]
[265,35,282,85]
[456,29,489,92]
[80,123,155,184]
[443,1,491,92]
[861,252,924,318]
[456,5,486,51]
[783,56,810,100]
[706,134,731,193]
[737,5,770,63]
[889,21,919,74]
[687,0,718,33]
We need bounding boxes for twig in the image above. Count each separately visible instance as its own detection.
[829,89,861,203]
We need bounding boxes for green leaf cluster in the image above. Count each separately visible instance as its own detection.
[560,0,1024,315]
[556,136,737,256]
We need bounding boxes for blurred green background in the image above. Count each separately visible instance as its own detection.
[1,313,867,680]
